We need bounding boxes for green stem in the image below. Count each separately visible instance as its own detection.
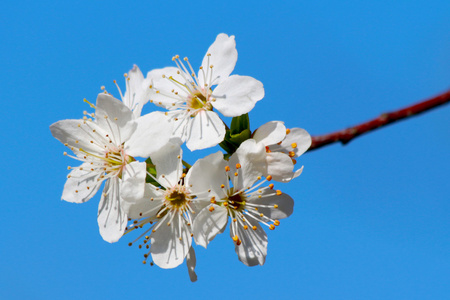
[182,160,192,170]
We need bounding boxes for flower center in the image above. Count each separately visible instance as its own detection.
[225,188,247,212]
[163,185,192,211]
[103,146,134,178]
[186,90,212,116]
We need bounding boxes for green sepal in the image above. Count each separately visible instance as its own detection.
[219,114,251,155]
[145,157,161,188]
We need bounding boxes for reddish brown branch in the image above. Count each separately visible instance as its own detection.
[308,89,450,152]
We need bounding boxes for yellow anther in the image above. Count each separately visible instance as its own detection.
[259,213,264,217]
[63,152,67,156]
[236,163,241,169]
[223,202,228,207]
[274,220,280,226]
[232,235,239,242]
[266,175,273,181]
[269,183,274,189]
[210,196,216,203]
[291,143,297,148]
[289,151,295,157]
[234,172,238,177]
[225,166,230,172]
[233,218,237,223]
[221,184,225,188]
[286,128,291,134]
[274,204,279,209]
[292,159,297,165]
[243,225,248,230]
[124,73,128,77]
[209,206,215,212]
[67,166,71,170]
[252,226,257,231]
[276,190,282,196]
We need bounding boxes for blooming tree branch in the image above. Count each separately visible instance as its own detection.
[308,89,450,152]
[49,32,448,282]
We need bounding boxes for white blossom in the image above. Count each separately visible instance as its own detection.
[250,121,312,182]
[103,64,152,118]
[122,144,210,274]
[50,93,173,242]
[192,141,294,266]
[147,33,265,150]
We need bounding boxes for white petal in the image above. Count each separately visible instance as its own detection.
[233,218,268,266]
[198,33,237,86]
[151,213,192,269]
[147,67,189,109]
[125,111,175,157]
[185,110,226,151]
[186,151,227,197]
[122,184,164,220]
[193,205,228,248]
[61,162,102,203]
[186,247,198,282]
[124,65,152,117]
[266,152,295,182]
[230,139,266,190]
[270,128,312,158]
[95,93,136,144]
[211,75,264,117]
[150,142,183,187]
[250,189,294,220]
[171,113,191,142]
[253,121,286,146]
[97,177,127,243]
[120,161,147,201]
[50,119,105,154]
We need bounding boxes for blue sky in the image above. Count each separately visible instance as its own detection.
[1,1,449,299]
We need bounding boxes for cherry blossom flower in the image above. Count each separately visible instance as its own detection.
[50,93,173,242]
[122,144,211,274]
[250,121,312,182]
[147,33,265,150]
[103,64,152,118]
[192,141,294,266]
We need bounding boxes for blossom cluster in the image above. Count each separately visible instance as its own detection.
[50,33,311,281]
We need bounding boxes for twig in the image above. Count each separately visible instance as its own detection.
[308,89,450,152]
